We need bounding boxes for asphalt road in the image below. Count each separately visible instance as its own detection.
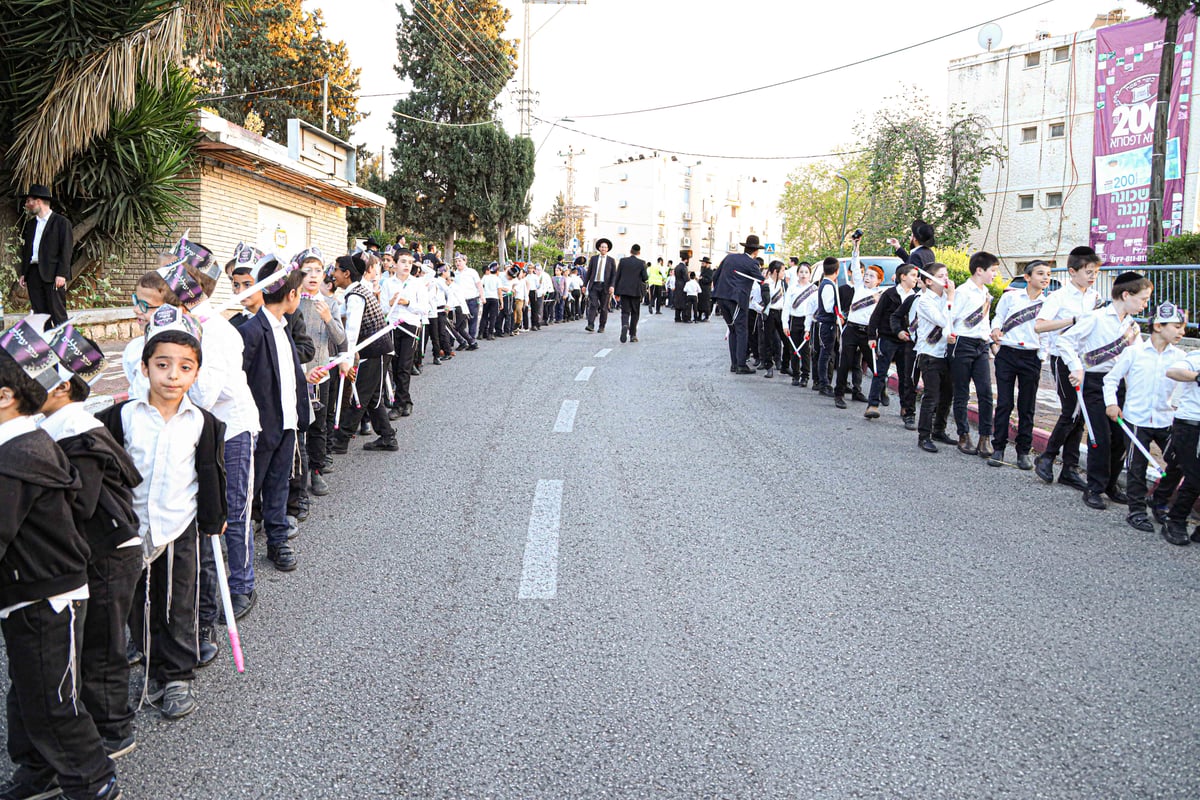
[5,311,1199,798]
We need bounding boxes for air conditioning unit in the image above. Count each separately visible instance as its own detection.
[681,236,692,247]
[619,200,628,208]
[618,226,628,234]
[682,212,692,221]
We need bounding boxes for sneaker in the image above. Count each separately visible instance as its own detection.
[309,470,329,497]
[143,678,164,703]
[126,639,143,667]
[834,395,847,409]
[387,407,401,421]
[160,680,197,720]
[1152,503,1170,524]
[197,625,218,667]
[229,590,257,621]
[102,735,137,760]
[92,777,122,799]
[918,437,938,453]
[363,437,399,452]
[267,543,297,572]
[903,415,917,431]
[0,774,60,800]
[1162,521,1190,546]
[285,516,300,540]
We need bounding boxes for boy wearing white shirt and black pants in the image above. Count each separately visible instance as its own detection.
[834,239,880,409]
[1056,271,1153,510]
[915,263,956,452]
[1104,303,1186,532]
[988,260,1050,469]
[949,251,999,456]
[1162,342,1200,545]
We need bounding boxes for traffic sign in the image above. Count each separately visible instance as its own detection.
[764,242,777,254]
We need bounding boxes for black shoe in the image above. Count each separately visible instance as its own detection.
[363,437,399,452]
[359,420,371,436]
[819,386,834,397]
[1017,453,1034,470]
[197,625,218,667]
[918,437,938,453]
[103,734,137,760]
[230,590,257,621]
[1034,455,1055,483]
[932,430,955,445]
[400,403,413,417]
[328,440,349,455]
[585,325,595,332]
[0,774,59,800]
[799,378,808,388]
[903,415,917,431]
[410,366,421,376]
[1106,487,1129,505]
[598,327,605,333]
[267,543,297,572]
[851,391,868,403]
[630,336,639,342]
[734,365,755,375]
[1152,503,1170,524]
[791,378,800,387]
[879,393,890,407]
[310,470,329,497]
[431,357,443,365]
[763,369,774,379]
[620,328,628,343]
[1125,512,1154,532]
[987,447,1005,467]
[1058,469,1088,492]
[957,434,977,455]
[1082,490,1107,510]
[1192,526,1200,543]
[834,395,847,409]
[1162,521,1190,546]
[126,639,144,667]
[388,407,401,421]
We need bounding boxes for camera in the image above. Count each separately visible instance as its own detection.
[851,229,864,241]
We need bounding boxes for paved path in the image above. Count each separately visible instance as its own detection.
[4,314,1198,798]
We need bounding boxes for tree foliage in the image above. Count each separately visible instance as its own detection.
[777,153,875,259]
[385,0,531,250]
[858,93,1004,250]
[188,0,361,142]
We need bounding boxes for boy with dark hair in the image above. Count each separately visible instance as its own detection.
[813,257,840,394]
[1104,303,1186,531]
[0,342,121,800]
[914,263,957,452]
[1057,270,1153,510]
[1034,246,1103,489]
[39,353,144,760]
[781,262,816,387]
[239,260,309,571]
[331,254,398,451]
[97,308,227,722]
[989,260,1051,469]
[834,238,880,409]
[949,251,1000,456]
[867,264,918,422]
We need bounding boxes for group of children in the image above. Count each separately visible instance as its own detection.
[0,236,581,800]
[740,224,1200,546]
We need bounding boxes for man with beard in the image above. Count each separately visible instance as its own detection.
[674,250,691,322]
[697,257,714,321]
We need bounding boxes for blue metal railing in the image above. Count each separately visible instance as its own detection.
[1047,265,1200,325]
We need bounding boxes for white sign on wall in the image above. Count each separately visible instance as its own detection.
[257,203,309,260]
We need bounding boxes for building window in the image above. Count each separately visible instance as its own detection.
[730,206,738,218]
[1046,192,1063,208]
[1053,46,1070,63]
[1018,194,1034,211]
[1025,51,1041,68]
[1049,122,1065,139]
[1021,126,1038,143]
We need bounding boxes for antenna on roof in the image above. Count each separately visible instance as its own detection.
[978,22,1003,52]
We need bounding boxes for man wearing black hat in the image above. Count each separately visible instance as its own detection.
[713,236,766,373]
[674,251,691,322]
[585,239,616,332]
[18,184,73,328]
[697,256,714,321]
[613,244,649,343]
[888,219,937,270]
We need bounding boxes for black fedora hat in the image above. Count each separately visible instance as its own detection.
[741,234,763,251]
[595,237,612,251]
[23,184,52,201]
[700,256,712,264]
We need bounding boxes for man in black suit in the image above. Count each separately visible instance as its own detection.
[239,260,310,572]
[674,251,691,322]
[585,237,616,333]
[18,184,72,328]
[713,236,766,373]
[613,244,649,343]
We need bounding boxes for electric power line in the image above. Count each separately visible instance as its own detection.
[408,1,514,93]
[199,77,325,103]
[568,0,1059,119]
[393,109,499,127]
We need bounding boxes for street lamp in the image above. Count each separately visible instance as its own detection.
[835,172,850,247]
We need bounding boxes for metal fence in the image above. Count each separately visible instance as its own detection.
[1047,265,1200,325]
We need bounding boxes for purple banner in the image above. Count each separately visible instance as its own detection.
[0,320,62,390]
[1091,13,1197,265]
[158,257,205,306]
[48,324,105,382]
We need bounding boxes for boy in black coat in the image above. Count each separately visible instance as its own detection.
[0,347,121,800]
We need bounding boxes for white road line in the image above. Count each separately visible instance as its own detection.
[518,479,564,600]
[575,366,594,381]
[595,348,612,358]
[554,400,579,433]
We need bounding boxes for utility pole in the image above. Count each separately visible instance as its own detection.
[519,0,587,138]
[379,146,386,233]
[322,74,329,132]
[558,145,585,252]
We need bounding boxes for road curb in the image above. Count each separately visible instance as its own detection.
[885,373,1052,451]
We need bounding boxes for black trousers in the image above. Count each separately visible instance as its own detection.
[835,323,871,396]
[1167,420,1200,524]
[570,290,582,319]
[481,298,499,338]
[132,525,199,684]
[619,295,641,336]
[25,270,67,327]
[867,337,907,409]
[1081,371,1126,495]
[783,321,811,381]
[950,337,993,437]
[992,346,1041,455]
[1126,424,1182,515]
[717,298,751,367]
[334,355,395,445]
[530,295,543,329]
[392,324,416,408]
[4,598,115,797]
[586,286,609,329]
[81,546,142,743]
[1043,356,1085,470]
[917,354,952,437]
[815,320,836,390]
[308,379,330,468]
[699,289,712,319]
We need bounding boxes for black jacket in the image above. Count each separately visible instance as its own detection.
[96,402,228,538]
[868,286,905,342]
[239,309,311,450]
[613,256,648,297]
[57,427,142,562]
[20,211,73,283]
[585,255,616,291]
[890,292,920,344]
[712,253,763,306]
[286,309,316,364]
[0,429,88,607]
[673,262,690,303]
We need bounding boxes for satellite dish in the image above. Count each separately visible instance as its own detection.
[978,23,1003,51]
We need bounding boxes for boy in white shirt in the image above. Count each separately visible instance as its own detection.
[684,273,701,322]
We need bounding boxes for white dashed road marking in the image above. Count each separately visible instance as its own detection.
[518,480,564,600]
[575,366,594,381]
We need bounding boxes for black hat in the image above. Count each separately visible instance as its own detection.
[741,235,762,252]
[334,254,362,281]
[364,237,381,250]
[1114,270,1145,285]
[23,184,52,202]
[700,256,712,264]
[914,223,936,247]
[595,238,612,251]
[573,256,586,266]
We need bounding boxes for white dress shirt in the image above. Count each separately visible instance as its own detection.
[844,254,878,325]
[454,268,481,300]
[684,279,701,297]
[1037,283,1101,359]
[951,279,992,340]
[1103,338,1183,428]
[915,290,952,358]
[29,210,51,264]
[188,300,260,439]
[1169,351,1200,422]
[782,281,817,329]
[123,336,149,401]
[481,274,501,300]
[1057,304,1136,374]
[261,308,299,431]
[122,394,203,548]
[992,288,1045,353]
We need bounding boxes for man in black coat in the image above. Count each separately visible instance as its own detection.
[18,185,72,328]
[674,250,691,322]
[712,236,766,373]
[613,244,649,343]
[585,238,617,333]
[697,257,714,321]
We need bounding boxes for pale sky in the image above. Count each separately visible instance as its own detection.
[308,0,1150,220]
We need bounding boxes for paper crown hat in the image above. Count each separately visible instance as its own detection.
[254,254,298,294]
[290,246,324,268]
[171,234,219,282]
[158,257,204,306]
[0,319,64,391]
[1154,302,1187,324]
[233,242,266,266]
[44,324,106,384]
[144,304,202,346]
